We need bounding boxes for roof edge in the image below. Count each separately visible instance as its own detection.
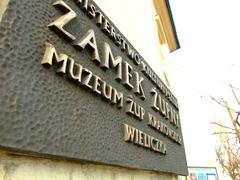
[165,0,181,52]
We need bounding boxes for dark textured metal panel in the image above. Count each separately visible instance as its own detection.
[0,0,187,175]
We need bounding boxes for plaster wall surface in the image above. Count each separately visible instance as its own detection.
[0,151,177,180]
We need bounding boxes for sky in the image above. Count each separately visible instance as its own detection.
[170,0,240,94]
[168,0,240,178]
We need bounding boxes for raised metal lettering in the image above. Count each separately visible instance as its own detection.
[143,134,150,148]
[82,68,93,89]
[92,75,101,94]
[101,81,112,101]
[96,11,104,26]
[68,58,83,82]
[102,18,111,35]
[73,29,100,63]
[87,4,96,18]
[133,72,145,100]
[123,124,135,142]
[109,26,116,41]
[75,0,89,12]
[120,38,126,51]
[115,33,121,46]
[150,88,159,111]
[122,61,133,89]
[48,0,77,41]
[111,88,123,108]
[101,42,122,81]
[126,96,134,115]
[138,130,144,146]
[41,42,68,74]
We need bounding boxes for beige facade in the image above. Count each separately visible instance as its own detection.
[0,0,9,21]
[0,0,182,179]
[0,150,177,180]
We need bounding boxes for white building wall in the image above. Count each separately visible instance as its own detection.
[97,0,166,80]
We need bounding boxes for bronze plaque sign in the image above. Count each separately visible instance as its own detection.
[0,0,187,175]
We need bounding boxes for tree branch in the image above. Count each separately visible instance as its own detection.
[236,113,240,127]
[211,122,236,131]
[223,136,239,144]
[210,95,238,113]
[230,84,240,107]
[213,132,237,135]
